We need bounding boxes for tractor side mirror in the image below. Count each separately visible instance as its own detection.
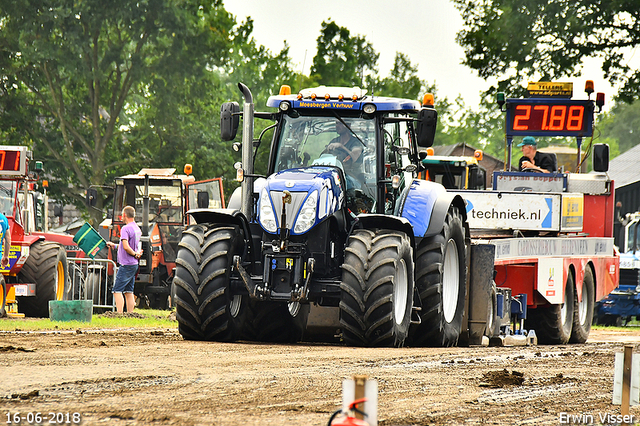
[592,143,609,172]
[197,191,209,209]
[470,167,486,190]
[220,102,240,141]
[416,107,437,148]
[85,188,98,208]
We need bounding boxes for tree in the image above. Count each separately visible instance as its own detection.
[376,52,424,100]
[0,0,236,223]
[310,20,379,87]
[454,0,640,101]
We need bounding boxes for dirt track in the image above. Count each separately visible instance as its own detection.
[0,324,639,426]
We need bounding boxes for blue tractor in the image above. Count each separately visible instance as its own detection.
[595,209,640,326]
[172,84,496,347]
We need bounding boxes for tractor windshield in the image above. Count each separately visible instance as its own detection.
[114,182,183,224]
[275,115,377,212]
[0,181,14,218]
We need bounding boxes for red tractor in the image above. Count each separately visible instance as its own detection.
[0,145,72,317]
[91,166,224,309]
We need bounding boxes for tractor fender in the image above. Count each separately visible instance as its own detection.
[354,214,416,249]
[396,179,467,238]
[185,208,254,261]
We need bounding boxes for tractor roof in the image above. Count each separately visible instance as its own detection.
[266,85,422,113]
[117,168,195,184]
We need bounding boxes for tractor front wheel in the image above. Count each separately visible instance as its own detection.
[340,229,414,347]
[173,224,249,341]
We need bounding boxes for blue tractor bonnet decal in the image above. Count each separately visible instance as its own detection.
[258,167,344,235]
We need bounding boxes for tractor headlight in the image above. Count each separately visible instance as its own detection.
[293,191,318,234]
[259,188,278,233]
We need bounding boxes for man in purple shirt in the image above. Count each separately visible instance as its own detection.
[107,205,142,313]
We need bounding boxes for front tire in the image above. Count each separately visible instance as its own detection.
[340,229,414,347]
[410,205,467,347]
[173,224,248,341]
[527,272,575,344]
[18,242,68,317]
[570,267,594,343]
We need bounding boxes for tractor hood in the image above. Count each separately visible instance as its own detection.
[258,167,345,235]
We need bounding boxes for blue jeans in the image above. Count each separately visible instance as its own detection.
[112,264,138,294]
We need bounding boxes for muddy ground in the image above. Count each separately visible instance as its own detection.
[0,323,639,426]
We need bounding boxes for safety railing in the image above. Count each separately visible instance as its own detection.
[67,257,117,311]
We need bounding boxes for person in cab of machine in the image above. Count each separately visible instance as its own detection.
[0,212,10,269]
[107,205,143,313]
[518,136,556,173]
[324,121,364,171]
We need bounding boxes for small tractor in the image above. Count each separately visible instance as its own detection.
[95,167,225,309]
[0,145,71,317]
[173,84,497,347]
[418,150,487,190]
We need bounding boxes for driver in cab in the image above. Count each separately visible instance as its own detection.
[324,121,363,170]
[518,136,556,173]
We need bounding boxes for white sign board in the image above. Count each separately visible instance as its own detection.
[613,352,640,406]
[537,258,565,304]
[456,192,560,231]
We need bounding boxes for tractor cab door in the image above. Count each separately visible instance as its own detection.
[185,178,225,225]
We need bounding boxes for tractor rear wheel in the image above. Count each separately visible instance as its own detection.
[570,267,594,343]
[527,272,575,344]
[18,242,68,317]
[173,224,249,341]
[410,205,467,347]
[339,229,414,347]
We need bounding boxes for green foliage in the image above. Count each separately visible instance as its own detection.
[453,0,640,101]
[310,20,379,87]
[596,101,640,155]
[0,0,239,223]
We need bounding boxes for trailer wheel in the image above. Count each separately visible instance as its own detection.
[486,282,500,337]
[340,229,414,347]
[570,267,594,343]
[173,224,248,341]
[527,272,575,344]
[410,205,466,347]
[18,242,68,317]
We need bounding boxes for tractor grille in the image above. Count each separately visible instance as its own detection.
[619,268,640,287]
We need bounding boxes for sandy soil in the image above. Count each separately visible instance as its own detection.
[0,323,639,426]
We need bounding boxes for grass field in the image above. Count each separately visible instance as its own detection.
[0,308,177,331]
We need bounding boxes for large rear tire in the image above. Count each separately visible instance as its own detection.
[527,272,575,344]
[340,229,414,347]
[410,205,467,347]
[173,224,249,341]
[570,267,594,343]
[18,242,68,317]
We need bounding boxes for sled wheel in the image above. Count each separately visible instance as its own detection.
[527,272,575,344]
[570,267,594,343]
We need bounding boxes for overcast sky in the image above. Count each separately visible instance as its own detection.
[223,0,622,111]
